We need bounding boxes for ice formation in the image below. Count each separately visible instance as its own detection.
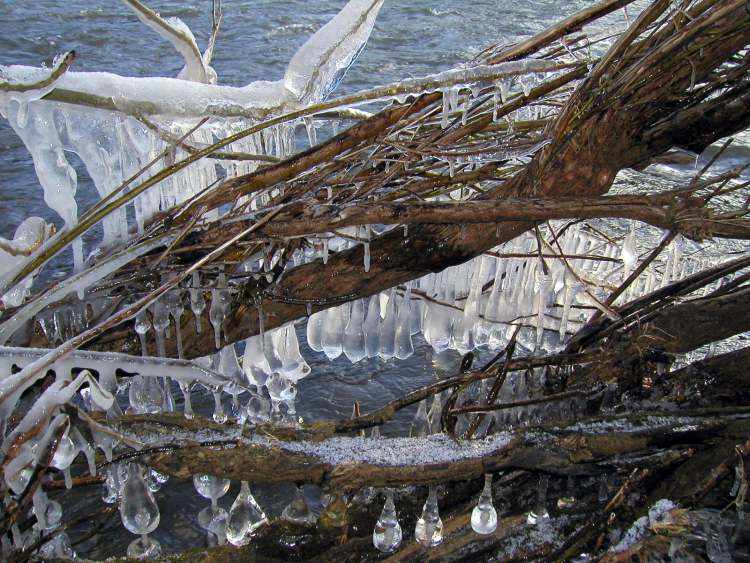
[0,1,739,559]
[0,0,384,301]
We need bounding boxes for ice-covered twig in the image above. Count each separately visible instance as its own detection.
[284,0,384,103]
[121,0,214,83]
[0,219,54,257]
[0,234,174,345]
[0,346,233,388]
[0,51,75,93]
[202,0,222,67]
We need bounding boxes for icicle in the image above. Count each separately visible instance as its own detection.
[120,463,162,559]
[209,288,228,350]
[166,290,185,359]
[134,308,151,356]
[363,295,381,358]
[410,400,430,437]
[394,289,414,360]
[306,310,326,352]
[373,489,402,553]
[557,475,577,509]
[303,117,317,147]
[414,486,443,547]
[179,381,193,419]
[151,299,169,357]
[226,481,268,546]
[427,393,442,434]
[534,268,552,352]
[471,474,498,534]
[363,225,371,273]
[321,303,347,360]
[322,237,329,264]
[128,375,164,414]
[558,269,576,339]
[189,272,205,334]
[378,288,397,359]
[212,389,227,424]
[343,299,366,363]
[621,225,638,280]
[441,88,450,129]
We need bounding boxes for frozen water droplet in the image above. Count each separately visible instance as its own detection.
[471,474,498,534]
[226,482,268,546]
[373,489,402,553]
[414,486,443,547]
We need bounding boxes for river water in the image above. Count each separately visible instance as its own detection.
[0,0,744,559]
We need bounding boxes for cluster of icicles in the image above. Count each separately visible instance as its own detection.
[304,224,700,364]
[0,218,706,559]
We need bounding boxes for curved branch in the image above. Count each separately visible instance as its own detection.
[121,0,210,83]
[0,51,75,93]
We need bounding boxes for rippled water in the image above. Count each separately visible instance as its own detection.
[0,0,745,558]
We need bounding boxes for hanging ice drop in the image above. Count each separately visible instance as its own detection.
[166,289,185,359]
[281,486,316,526]
[189,272,206,334]
[471,474,498,535]
[119,463,162,559]
[150,299,169,357]
[226,481,268,546]
[134,308,151,356]
[373,489,402,553]
[414,486,443,547]
[193,473,231,532]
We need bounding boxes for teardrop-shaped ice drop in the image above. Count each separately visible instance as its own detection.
[343,299,366,363]
[414,486,443,547]
[373,489,402,553]
[281,486,317,526]
[226,481,268,546]
[471,474,498,534]
[128,376,164,415]
[120,463,160,536]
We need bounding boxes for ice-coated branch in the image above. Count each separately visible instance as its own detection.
[284,0,384,104]
[202,0,222,67]
[121,0,214,83]
[0,51,75,93]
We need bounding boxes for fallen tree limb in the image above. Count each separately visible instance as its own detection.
[103,412,742,491]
